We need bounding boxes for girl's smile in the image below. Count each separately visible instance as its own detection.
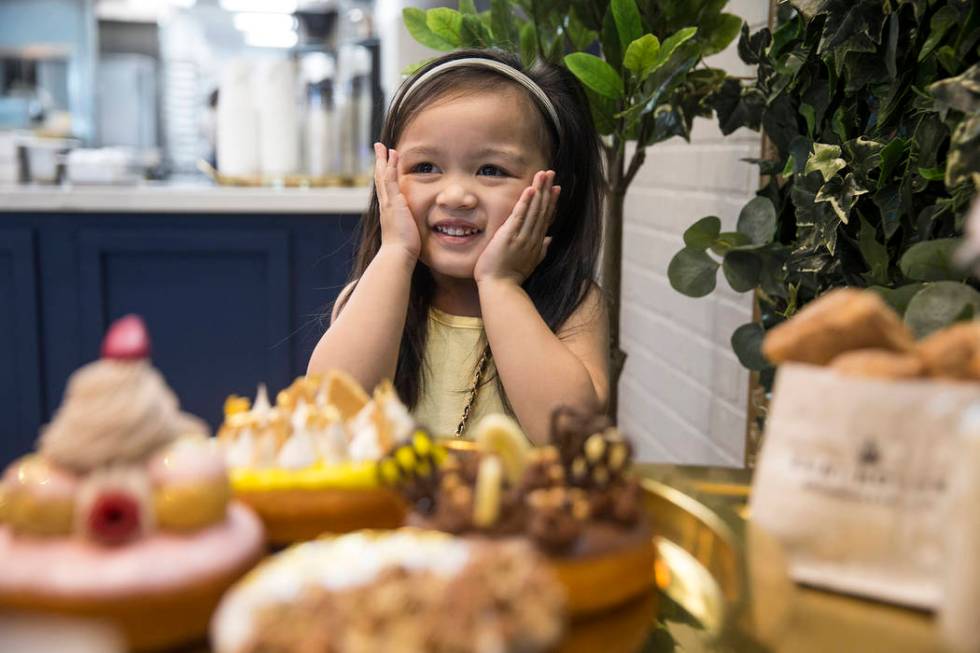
[395,88,551,280]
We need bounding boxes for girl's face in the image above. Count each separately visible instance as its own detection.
[396,87,551,280]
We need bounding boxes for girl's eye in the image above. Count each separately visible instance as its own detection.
[411,162,436,174]
[477,164,507,177]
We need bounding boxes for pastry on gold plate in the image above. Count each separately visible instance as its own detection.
[383,408,656,618]
[210,529,565,653]
[0,315,265,652]
[216,371,409,545]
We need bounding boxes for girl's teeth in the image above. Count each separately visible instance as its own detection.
[437,226,479,236]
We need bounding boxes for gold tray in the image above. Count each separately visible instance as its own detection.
[197,160,371,188]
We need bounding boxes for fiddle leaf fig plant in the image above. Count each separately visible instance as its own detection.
[669,0,980,382]
[404,0,743,414]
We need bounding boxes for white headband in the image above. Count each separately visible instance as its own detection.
[393,57,561,135]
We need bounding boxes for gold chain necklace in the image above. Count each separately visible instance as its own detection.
[454,344,492,438]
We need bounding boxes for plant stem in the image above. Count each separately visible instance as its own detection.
[603,139,628,418]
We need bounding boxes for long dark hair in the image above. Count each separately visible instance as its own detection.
[336,49,604,409]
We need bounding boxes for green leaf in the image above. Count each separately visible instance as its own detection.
[601,8,623,69]
[564,52,625,98]
[800,103,816,138]
[701,13,742,57]
[584,87,617,135]
[904,282,980,338]
[611,0,643,52]
[566,14,598,50]
[870,283,927,316]
[737,196,777,245]
[427,8,463,46]
[723,251,761,292]
[403,8,457,51]
[668,247,720,297]
[929,64,980,116]
[858,215,889,285]
[873,183,902,240]
[519,22,537,67]
[710,231,752,256]
[877,137,908,187]
[814,172,868,224]
[899,239,965,282]
[731,322,768,371]
[919,6,958,62]
[917,167,945,181]
[623,34,660,78]
[458,0,477,14]
[683,216,721,250]
[461,14,491,47]
[490,0,519,46]
[656,26,698,69]
[804,143,847,182]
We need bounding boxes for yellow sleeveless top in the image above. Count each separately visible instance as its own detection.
[412,308,509,439]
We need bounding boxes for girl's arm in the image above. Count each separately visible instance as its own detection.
[307,145,420,390]
[474,170,608,445]
[479,279,608,445]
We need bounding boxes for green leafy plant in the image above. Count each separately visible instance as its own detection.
[403,0,743,413]
[669,0,980,384]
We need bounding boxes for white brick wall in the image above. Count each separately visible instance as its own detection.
[619,0,769,465]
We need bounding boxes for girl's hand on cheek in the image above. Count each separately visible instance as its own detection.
[374,143,421,261]
[474,170,560,287]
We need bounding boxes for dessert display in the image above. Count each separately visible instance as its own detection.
[0,315,265,652]
[216,371,410,545]
[751,289,980,608]
[381,410,656,617]
[210,529,565,653]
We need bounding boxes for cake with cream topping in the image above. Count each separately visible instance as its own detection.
[0,315,265,652]
[211,529,565,653]
[382,409,656,617]
[216,371,410,545]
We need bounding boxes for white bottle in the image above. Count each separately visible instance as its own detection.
[254,59,300,178]
[216,59,259,178]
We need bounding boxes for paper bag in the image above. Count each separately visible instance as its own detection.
[750,363,980,608]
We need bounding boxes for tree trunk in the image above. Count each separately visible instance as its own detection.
[603,144,628,418]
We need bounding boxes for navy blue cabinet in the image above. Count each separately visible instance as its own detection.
[0,212,359,466]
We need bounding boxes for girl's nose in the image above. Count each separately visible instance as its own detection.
[435,177,477,210]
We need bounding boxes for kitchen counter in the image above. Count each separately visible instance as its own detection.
[0,183,372,214]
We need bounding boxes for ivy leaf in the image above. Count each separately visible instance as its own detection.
[919,6,958,62]
[815,172,868,224]
[904,282,980,338]
[564,52,625,99]
[873,183,903,240]
[737,196,778,245]
[898,238,965,282]
[818,3,884,67]
[842,137,884,186]
[877,137,909,187]
[623,34,661,79]
[731,322,768,371]
[804,143,847,181]
[723,250,761,292]
[929,64,980,118]
[611,0,643,53]
[427,8,464,46]
[946,115,980,188]
[858,215,889,285]
[700,13,743,57]
[403,8,457,51]
[737,23,771,65]
[668,247,720,297]
[712,80,765,135]
[490,0,519,47]
[683,216,721,250]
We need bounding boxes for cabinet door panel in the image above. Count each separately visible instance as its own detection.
[0,229,42,465]
[78,229,290,429]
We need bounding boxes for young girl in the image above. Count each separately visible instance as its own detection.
[308,48,607,445]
